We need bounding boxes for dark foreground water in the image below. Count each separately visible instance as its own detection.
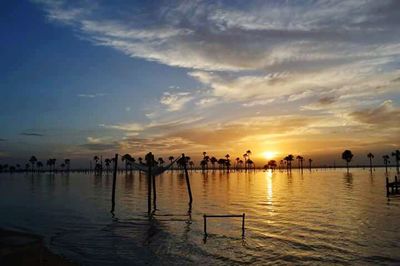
[1,168,400,265]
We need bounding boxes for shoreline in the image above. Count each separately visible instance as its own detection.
[0,228,77,266]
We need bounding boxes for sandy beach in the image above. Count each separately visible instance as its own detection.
[0,229,76,266]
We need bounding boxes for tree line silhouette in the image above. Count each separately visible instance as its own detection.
[0,149,399,174]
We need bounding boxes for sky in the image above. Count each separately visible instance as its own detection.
[0,0,399,167]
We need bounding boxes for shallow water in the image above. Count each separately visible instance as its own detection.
[1,168,400,265]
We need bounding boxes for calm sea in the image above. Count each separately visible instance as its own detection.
[1,168,399,265]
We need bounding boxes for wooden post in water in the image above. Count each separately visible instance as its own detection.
[147,164,152,214]
[182,153,193,206]
[203,214,207,236]
[242,213,245,237]
[395,176,399,193]
[111,153,118,214]
[386,177,390,196]
[145,152,154,215]
[152,172,157,210]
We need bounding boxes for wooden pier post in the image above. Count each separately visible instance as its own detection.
[152,173,157,210]
[147,165,152,214]
[203,214,207,236]
[111,153,118,214]
[242,213,245,237]
[182,153,193,206]
[386,177,390,196]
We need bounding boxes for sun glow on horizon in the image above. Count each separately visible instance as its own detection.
[262,151,278,160]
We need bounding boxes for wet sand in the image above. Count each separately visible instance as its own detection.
[0,229,76,266]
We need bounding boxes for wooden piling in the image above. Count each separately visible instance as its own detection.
[242,213,245,237]
[386,177,390,196]
[147,165,152,214]
[152,173,157,210]
[111,153,118,214]
[182,153,193,206]
[203,214,207,236]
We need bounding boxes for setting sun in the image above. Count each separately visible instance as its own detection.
[262,151,277,160]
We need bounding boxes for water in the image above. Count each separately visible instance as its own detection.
[1,169,400,265]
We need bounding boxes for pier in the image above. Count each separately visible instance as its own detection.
[203,213,246,237]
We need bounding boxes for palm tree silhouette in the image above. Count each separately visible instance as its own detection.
[36,161,43,172]
[46,159,52,172]
[296,155,304,171]
[121,154,132,172]
[168,156,174,171]
[383,155,390,174]
[246,150,252,157]
[235,157,240,170]
[64,159,70,172]
[29,156,37,172]
[284,154,294,171]
[210,157,217,170]
[204,156,210,170]
[243,153,249,171]
[104,158,111,172]
[200,159,207,171]
[308,158,312,171]
[391,150,400,174]
[225,154,230,172]
[341,150,354,173]
[217,158,226,170]
[247,159,255,170]
[158,157,165,167]
[267,160,277,171]
[52,159,57,172]
[367,153,374,172]
[239,160,244,169]
[189,160,194,170]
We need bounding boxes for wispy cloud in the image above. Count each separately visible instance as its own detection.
[350,100,400,125]
[20,132,44,137]
[160,92,194,111]
[77,93,106,98]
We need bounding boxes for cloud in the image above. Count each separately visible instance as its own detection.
[35,0,400,106]
[20,132,44,137]
[242,98,275,107]
[196,98,217,107]
[0,138,6,141]
[160,92,194,111]
[350,100,400,125]
[32,0,400,158]
[100,123,144,132]
[34,0,400,71]
[77,93,106,98]
[80,142,119,151]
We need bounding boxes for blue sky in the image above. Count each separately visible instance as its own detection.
[0,0,399,166]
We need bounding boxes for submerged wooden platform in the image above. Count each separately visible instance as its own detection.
[386,176,400,196]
